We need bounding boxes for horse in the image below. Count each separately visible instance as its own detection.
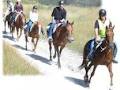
[11,12,26,40]
[48,21,74,68]
[79,26,115,87]
[25,21,44,52]
[4,12,13,33]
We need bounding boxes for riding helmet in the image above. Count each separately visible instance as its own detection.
[33,6,37,10]
[58,0,64,5]
[99,9,106,17]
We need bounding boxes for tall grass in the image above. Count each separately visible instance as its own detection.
[3,41,40,75]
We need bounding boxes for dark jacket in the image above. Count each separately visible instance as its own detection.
[51,7,66,21]
[14,3,23,12]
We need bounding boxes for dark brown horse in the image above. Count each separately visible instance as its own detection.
[25,21,44,52]
[49,21,74,68]
[11,13,26,40]
[4,12,13,33]
[79,26,115,87]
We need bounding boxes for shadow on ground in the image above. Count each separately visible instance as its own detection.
[26,54,51,65]
[65,76,88,88]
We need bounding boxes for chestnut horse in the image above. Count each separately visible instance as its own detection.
[11,13,26,40]
[79,26,115,87]
[25,21,44,52]
[49,21,74,68]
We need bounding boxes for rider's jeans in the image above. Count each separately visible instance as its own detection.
[26,20,33,32]
[48,23,56,38]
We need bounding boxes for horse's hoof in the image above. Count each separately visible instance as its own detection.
[84,76,89,83]
[53,55,56,59]
[79,64,85,70]
[109,85,113,90]
[58,66,61,69]
[86,82,90,87]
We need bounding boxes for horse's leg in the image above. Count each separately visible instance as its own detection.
[49,40,52,61]
[84,62,93,83]
[33,37,39,52]
[60,45,65,55]
[107,63,113,86]
[56,46,61,68]
[31,38,35,51]
[11,26,15,39]
[18,28,22,40]
[16,28,19,41]
[53,46,57,59]
[25,34,28,50]
[88,65,97,83]
[4,20,6,33]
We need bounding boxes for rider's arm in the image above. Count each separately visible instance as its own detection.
[20,4,23,12]
[62,9,66,19]
[51,8,56,23]
[14,5,17,12]
[94,20,100,41]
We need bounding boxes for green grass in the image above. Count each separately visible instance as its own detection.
[3,41,40,75]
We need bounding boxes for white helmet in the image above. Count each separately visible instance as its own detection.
[17,0,21,2]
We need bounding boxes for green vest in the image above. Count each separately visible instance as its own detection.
[98,19,110,38]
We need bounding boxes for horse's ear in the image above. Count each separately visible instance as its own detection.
[67,20,69,24]
[71,21,74,25]
[106,26,109,30]
[112,25,115,30]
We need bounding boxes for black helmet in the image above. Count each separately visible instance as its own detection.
[7,0,11,3]
[58,0,64,5]
[99,9,106,17]
[33,6,37,10]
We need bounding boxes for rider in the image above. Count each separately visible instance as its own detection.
[4,0,14,19]
[24,5,38,33]
[89,9,118,63]
[11,0,23,26]
[47,0,67,41]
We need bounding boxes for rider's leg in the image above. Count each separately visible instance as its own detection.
[48,23,55,40]
[11,13,16,25]
[25,20,33,32]
[88,40,95,60]
[29,20,33,32]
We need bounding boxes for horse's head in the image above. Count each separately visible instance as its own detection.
[106,25,114,47]
[66,20,74,43]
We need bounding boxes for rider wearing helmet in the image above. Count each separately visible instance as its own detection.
[4,0,14,19]
[89,9,118,63]
[47,0,67,41]
[11,0,23,25]
[24,5,38,33]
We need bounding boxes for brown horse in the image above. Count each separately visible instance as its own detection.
[11,13,26,40]
[49,21,74,68]
[25,21,44,52]
[79,26,115,87]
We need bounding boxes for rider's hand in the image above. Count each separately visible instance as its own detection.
[60,19,65,22]
[95,36,101,42]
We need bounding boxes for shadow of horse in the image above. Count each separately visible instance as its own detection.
[65,76,88,88]
[13,44,26,51]
[26,54,51,65]
[3,34,13,41]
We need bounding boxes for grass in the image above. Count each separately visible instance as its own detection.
[3,41,40,75]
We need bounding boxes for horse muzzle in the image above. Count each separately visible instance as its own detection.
[68,36,74,43]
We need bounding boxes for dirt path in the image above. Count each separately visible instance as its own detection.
[2,30,120,90]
